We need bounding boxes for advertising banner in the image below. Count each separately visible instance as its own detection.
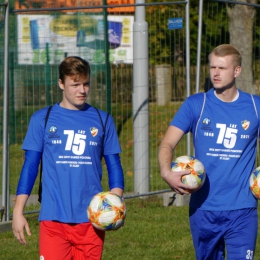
[17,14,134,64]
[15,0,135,13]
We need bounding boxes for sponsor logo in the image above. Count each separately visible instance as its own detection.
[202,118,211,126]
[49,126,57,133]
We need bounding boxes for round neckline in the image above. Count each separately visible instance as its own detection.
[213,89,239,102]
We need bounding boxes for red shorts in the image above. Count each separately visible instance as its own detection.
[39,221,105,260]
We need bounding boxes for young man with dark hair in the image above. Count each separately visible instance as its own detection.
[12,56,124,260]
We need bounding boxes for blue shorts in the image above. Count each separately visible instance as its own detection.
[189,208,258,260]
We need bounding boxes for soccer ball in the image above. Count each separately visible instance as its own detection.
[249,167,260,199]
[87,191,126,231]
[171,155,206,190]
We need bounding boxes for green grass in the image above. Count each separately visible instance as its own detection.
[102,196,195,260]
[1,196,196,260]
[2,197,260,260]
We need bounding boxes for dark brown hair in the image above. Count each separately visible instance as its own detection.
[59,56,91,83]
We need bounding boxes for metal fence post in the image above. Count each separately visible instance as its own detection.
[133,0,149,195]
[2,0,10,222]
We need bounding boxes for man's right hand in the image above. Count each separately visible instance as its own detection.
[12,213,31,245]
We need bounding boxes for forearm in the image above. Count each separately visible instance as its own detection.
[158,143,173,179]
[13,194,29,215]
[158,126,185,179]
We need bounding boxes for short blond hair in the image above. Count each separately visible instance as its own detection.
[208,44,242,67]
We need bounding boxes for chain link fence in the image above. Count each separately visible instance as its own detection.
[1,0,260,220]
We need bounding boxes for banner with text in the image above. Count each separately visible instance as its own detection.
[17,14,134,65]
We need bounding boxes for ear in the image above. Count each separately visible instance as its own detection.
[58,79,64,90]
[234,66,241,78]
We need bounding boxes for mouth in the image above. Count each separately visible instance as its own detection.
[213,78,220,83]
[77,96,86,99]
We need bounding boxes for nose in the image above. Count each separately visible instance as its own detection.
[79,84,86,93]
[213,68,219,76]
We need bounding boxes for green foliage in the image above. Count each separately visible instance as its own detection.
[147,4,185,66]
[145,1,235,66]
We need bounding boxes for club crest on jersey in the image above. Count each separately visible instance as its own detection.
[49,126,57,133]
[241,120,250,130]
[90,127,98,137]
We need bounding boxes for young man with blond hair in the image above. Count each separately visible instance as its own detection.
[159,44,260,259]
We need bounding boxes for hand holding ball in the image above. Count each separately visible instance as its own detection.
[171,155,206,190]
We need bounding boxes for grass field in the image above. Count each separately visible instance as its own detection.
[1,196,260,260]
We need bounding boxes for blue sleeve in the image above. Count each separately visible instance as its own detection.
[171,92,205,134]
[252,94,260,137]
[22,107,48,152]
[104,154,124,190]
[16,150,42,196]
[103,114,122,155]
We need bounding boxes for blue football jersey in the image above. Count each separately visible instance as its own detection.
[22,103,121,223]
[171,89,260,210]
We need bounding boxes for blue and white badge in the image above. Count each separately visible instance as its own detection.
[168,18,183,30]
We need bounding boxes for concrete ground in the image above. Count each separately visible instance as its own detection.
[1,194,39,208]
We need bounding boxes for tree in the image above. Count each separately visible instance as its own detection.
[227,0,256,94]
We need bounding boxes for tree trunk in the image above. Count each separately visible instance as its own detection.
[227,1,256,94]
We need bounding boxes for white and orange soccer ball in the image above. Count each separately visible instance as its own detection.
[171,155,206,190]
[249,167,260,199]
[87,192,126,231]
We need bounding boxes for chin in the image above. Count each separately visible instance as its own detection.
[214,86,227,91]
[73,103,85,109]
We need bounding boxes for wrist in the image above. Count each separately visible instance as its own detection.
[160,167,171,179]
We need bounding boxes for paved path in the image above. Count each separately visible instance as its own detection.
[0,194,39,207]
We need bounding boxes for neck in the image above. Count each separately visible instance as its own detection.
[60,101,86,110]
[214,88,239,102]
